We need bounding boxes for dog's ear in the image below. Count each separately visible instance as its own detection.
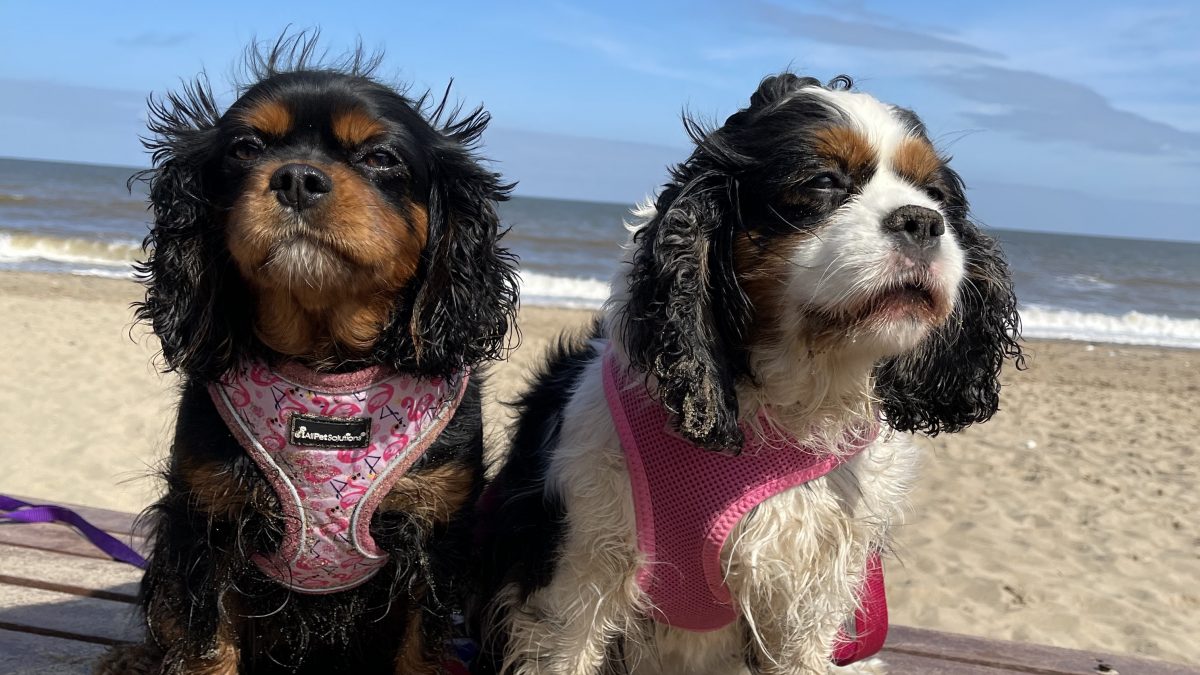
[133,79,247,382]
[875,168,1024,434]
[619,176,750,452]
[389,106,519,378]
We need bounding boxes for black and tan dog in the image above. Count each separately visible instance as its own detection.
[98,36,518,674]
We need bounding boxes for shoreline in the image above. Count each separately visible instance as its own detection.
[4,269,1198,351]
[2,270,1197,666]
[2,256,1200,348]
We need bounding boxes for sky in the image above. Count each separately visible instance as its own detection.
[1,1,1198,242]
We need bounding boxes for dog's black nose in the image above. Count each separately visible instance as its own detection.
[269,163,332,211]
[883,205,945,248]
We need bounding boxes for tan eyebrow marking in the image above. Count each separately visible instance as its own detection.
[332,107,388,147]
[238,98,292,137]
[812,126,877,176]
[892,136,943,185]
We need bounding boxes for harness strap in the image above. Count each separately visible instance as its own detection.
[833,551,888,665]
[603,345,888,664]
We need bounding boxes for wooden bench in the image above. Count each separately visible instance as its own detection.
[2,498,1196,674]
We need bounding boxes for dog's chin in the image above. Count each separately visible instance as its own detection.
[862,284,954,351]
[808,281,954,358]
[866,281,941,322]
[258,235,360,298]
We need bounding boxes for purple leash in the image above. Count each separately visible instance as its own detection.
[0,494,148,569]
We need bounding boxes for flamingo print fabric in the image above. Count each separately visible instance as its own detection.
[209,360,468,593]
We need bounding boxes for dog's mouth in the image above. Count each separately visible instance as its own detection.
[878,281,936,311]
[849,279,947,325]
[271,215,332,245]
[266,212,371,263]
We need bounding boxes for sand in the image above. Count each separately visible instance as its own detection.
[1,270,1196,666]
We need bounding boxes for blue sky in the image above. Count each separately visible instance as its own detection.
[2,1,1198,241]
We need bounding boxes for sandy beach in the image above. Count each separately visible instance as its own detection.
[1,270,1196,666]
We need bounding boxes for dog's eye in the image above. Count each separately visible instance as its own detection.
[925,186,947,203]
[803,172,846,191]
[229,138,263,161]
[360,150,400,170]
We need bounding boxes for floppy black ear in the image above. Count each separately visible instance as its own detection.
[133,80,250,382]
[390,107,519,378]
[619,176,751,452]
[875,172,1024,434]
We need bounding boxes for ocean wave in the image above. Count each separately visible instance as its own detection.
[519,270,609,309]
[518,273,1200,348]
[70,267,136,280]
[0,230,140,269]
[0,193,32,204]
[1057,273,1116,291]
[1020,305,1200,349]
[5,236,1196,349]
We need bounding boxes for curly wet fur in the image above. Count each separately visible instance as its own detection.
[621,183,751,451]
[132,33,518,382]
[476,72,1023,674]
[620,73,1022,452]
[101,32,515,674]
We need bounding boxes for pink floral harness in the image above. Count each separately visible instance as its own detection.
[209,361,468,594]
[603,346,888,665]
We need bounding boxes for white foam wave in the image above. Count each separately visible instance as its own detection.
[517,273,1200,349]
[70,267,136,280]
[4,234,1196,350]
[519,270,609,309]
[0,231,139,270]
[1058,273,1116,291]
[1020,305,1200,349]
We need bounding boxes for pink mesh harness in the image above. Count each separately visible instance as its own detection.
[209,360,468,594]
[603,347,888,665]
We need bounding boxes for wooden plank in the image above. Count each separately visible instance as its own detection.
[0,575,135,604]
[886,625,1200,675]
[883,650,1016,673]
[0,545,141,599]
[0,628,104,675]
[0,583,141,645]
[0,620,123,647]
[0,544,141,673]
[7,499,1197,674]
[0,521,148,562]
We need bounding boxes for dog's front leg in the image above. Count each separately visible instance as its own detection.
[501,585,613,675]
[148,507,246,675]
[725,489,872,675]
[738,614,841,675]
[500,539,639,675]
[141,453,260,675]
[97,514,244,675]
[732,555,862,675]
[499,435,646,675]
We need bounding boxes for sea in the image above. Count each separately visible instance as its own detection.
[3,157,1199,349]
